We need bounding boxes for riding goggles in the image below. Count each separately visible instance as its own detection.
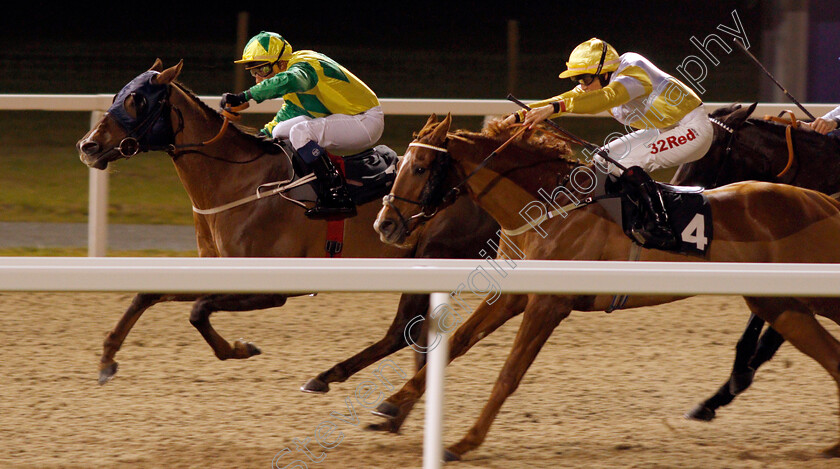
[248,62,276,78]
[573,74,597,87]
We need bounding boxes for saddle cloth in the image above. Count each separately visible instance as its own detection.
[602,177,713,256]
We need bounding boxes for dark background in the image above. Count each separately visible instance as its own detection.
[1,1,769,102]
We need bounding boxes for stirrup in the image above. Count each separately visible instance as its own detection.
[305,190,357,220]
[305,204,357,220]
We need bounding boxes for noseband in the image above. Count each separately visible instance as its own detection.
[381,142,459,237]
[102,71,174,161]
[100,72,262,164]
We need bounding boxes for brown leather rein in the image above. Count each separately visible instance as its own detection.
[762,110,799,178]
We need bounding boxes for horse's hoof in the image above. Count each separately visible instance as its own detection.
[821,443,840,458]
[443,449,462,462]
[300,378,330,394]
[684,403,716,422]
[98,362,118,385]
[372,401,400,420]
[363,421,402,434]
[729,369,755,395]
[232,339,262,358]
[247,343,262,356]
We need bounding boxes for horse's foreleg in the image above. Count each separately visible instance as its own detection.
[685,313,763,420]
[188,294,287,360]
[303,293,429,396]
[445,297,569,461]
[686,314,787,421]
[100,293,197,384]
[372,294,526,427]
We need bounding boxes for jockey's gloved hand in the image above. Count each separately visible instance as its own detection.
[221,92,249,109]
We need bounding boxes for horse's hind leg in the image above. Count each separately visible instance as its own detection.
[188,294,288,360]
[100,293,199,384]
[302,293,430,395]
[750,301,840,457]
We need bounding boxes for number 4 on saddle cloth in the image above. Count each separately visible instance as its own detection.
[597,170,713,256]
[278,141,398,256]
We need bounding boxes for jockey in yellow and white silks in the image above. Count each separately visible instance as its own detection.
[222,31,384,220]
[508,38,713,176]
[506,38,714,249]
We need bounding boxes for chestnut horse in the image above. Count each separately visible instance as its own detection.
[75,60,499,420]
[372,113,840,461]
[672,102,840,420]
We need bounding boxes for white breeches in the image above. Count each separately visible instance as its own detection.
[594,105,714,176]
[272,106,385,154]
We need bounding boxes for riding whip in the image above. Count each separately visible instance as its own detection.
[506,94,627,172]
[732,38,816,120]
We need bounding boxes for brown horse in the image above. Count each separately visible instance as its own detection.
[672,102,840,420]
[372,113,840,461]
[75,60,499,420]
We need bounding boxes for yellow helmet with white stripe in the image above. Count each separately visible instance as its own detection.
[235,31,292,66]
[558,38,620,79]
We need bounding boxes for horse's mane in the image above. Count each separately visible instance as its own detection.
[173,81,284,154]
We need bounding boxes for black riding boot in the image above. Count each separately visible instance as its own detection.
[305,151,357,220]
[621,166,677,249]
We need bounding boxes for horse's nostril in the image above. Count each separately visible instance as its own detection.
[377,219,395,237]
[81,141,101,156]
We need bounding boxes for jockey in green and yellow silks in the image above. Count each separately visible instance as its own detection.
[222,31,384,220]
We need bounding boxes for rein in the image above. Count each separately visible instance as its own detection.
[762,110,799,178]
[389,138,597,238]
[384,130,526,236]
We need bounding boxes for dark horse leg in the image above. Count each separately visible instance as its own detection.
[100,293,199,384]
[685,313,786,421]
[99,292,288,385]
[188,293,289,359]
[301,293,430,433]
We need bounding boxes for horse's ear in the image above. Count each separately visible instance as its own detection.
[154,60,184,85]
[425,114,438,127]
[431,113,452,142]
[149,58,164,73]
[724,102,756,128]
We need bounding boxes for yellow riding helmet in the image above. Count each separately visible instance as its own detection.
[558,38,620,79]
[234,31,293,67]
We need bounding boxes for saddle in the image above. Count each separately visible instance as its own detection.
[599,175,713,256]
[276,140,398,206]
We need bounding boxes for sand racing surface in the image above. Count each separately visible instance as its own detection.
[2,292,840,468]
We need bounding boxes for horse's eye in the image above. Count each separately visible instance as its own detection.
[124,93,147,118]
[413,166,427,175]
[131,93,147,114]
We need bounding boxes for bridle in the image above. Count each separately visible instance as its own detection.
[709,117,736,188]
[381,141,459,238]
[100,72,265,165]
